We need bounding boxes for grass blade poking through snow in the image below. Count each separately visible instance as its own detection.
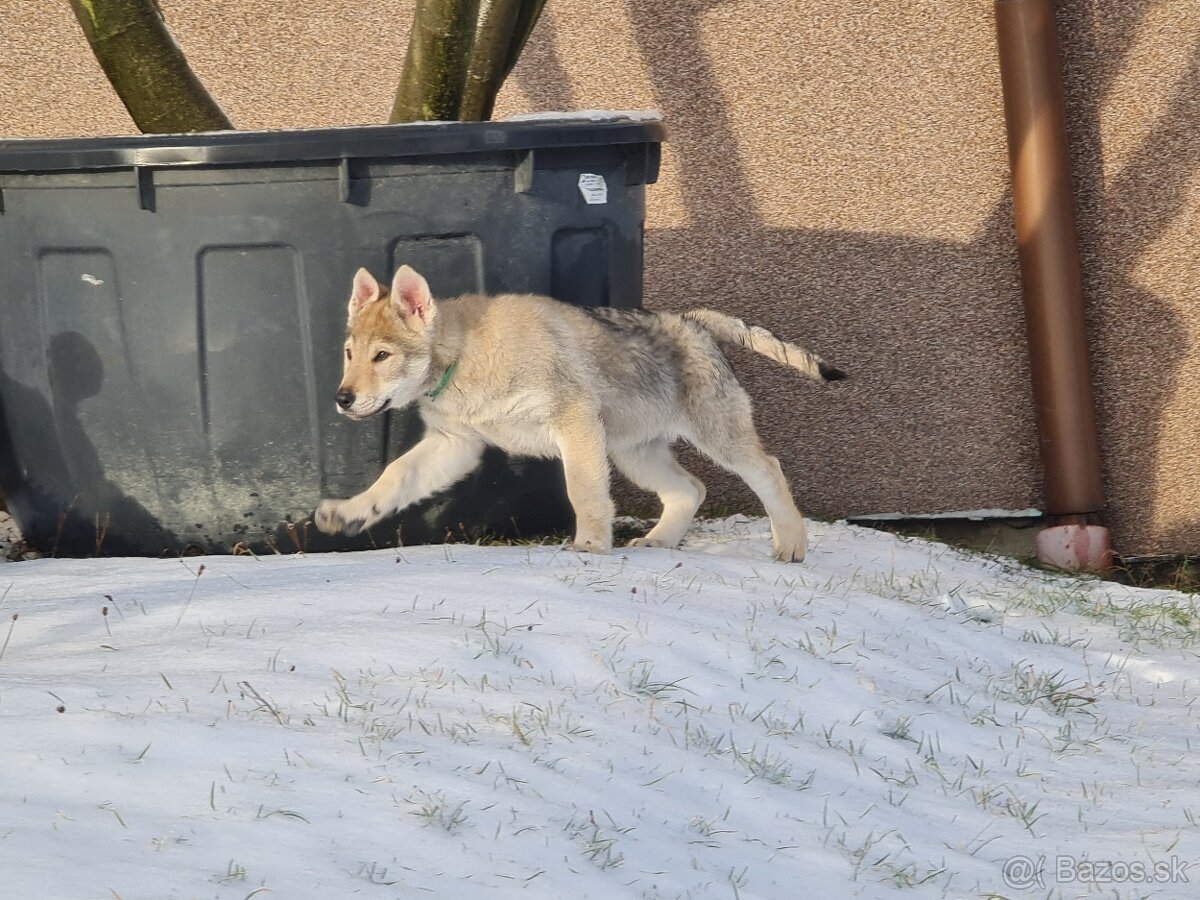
[0,612,16,664]
[173,562,206,629]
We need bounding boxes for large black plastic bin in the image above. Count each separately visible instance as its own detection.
[0,114,664,555]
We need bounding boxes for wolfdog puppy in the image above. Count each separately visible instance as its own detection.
[314,266,845,561]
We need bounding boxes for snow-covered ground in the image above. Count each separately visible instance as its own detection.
[3,516,1200,899]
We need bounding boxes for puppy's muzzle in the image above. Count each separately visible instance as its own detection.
[335,388,355,410]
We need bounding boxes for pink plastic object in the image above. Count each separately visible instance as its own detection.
[1035,524,1113,574]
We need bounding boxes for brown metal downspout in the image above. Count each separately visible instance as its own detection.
[994,0,1112,572]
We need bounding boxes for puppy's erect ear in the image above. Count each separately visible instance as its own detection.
[349,268,382,316]
[391,265,436,328]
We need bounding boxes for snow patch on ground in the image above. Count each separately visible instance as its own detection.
[2,517,1199,898]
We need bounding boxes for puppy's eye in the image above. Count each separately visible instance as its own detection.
[345,347,352,361]
[372,350,391,363]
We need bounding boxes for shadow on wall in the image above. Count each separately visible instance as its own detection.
[0,332,178,555]
[517,0,1192,555]
[1062,1,1198,555]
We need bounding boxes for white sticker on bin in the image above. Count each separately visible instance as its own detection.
[578,173,608,204]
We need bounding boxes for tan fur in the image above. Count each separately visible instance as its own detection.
[682,309,829,381]
[314,266,845,561]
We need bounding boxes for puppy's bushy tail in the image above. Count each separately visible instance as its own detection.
[682,309,847,382]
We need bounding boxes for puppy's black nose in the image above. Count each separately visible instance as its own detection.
[335,388,355,410]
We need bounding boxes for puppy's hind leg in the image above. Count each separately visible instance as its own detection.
[697,435,807,562]
[553,403,615,553]
[687,400,808,563]
[611,440,706,549]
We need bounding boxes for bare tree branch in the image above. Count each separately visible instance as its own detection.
[390,0,482,123]
[499,0,547,85]
[68,0,233,133]
[458,0,521,121]
[461,0,547,120]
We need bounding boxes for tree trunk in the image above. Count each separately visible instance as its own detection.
[458,0,547,120]
[390,0,482,123]
[69,0,233,133]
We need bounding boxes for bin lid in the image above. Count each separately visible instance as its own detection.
[0,111,665,173]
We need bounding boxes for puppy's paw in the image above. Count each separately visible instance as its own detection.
[314,499,369,536]
[570,535,612,555]
[772,537,807,563]
[627,536,666,549]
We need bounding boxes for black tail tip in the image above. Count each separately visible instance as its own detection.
[819,362,848,382]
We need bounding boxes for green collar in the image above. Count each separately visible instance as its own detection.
[426,362,456,400]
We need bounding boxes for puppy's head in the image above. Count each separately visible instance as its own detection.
[335,265,438,419]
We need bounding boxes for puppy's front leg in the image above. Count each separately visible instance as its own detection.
[315,431,485,536]
[553,403,614,553]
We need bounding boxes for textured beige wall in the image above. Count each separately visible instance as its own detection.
[1,0,1197,556]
